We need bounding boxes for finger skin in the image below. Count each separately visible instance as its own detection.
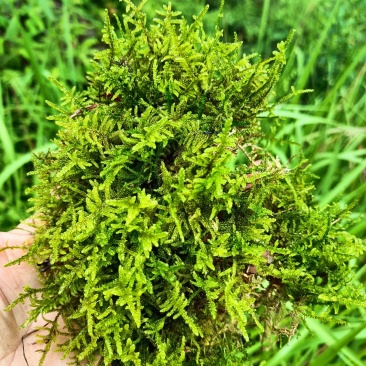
[0,221,87,365]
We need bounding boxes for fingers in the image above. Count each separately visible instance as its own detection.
[9,216,45,237]
[4,232,33,252]
[1,215,45,253]
[0,286,32,360]
[0,222,42,362]
[0,221,35,282]
[20,313,100,366]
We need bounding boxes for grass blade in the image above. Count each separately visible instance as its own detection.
[0,81,16,164]
[0,143,56,191]
[308,319,366,366]
[318,161,366,207]
[293,0,342,103]
[264,327,310,366]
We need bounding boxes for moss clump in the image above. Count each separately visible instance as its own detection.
[6,0,366,365]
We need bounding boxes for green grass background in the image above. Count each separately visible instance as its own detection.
[1,0,366,364]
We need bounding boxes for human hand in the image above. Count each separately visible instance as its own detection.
[0,220,77,366]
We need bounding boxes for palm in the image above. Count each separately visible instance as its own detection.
[0,223,74,366]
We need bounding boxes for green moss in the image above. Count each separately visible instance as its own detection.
[5,0,366,364]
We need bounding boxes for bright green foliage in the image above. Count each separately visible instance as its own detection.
[4,1,366,365]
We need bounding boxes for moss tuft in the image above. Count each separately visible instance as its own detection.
[6,1,366,364]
